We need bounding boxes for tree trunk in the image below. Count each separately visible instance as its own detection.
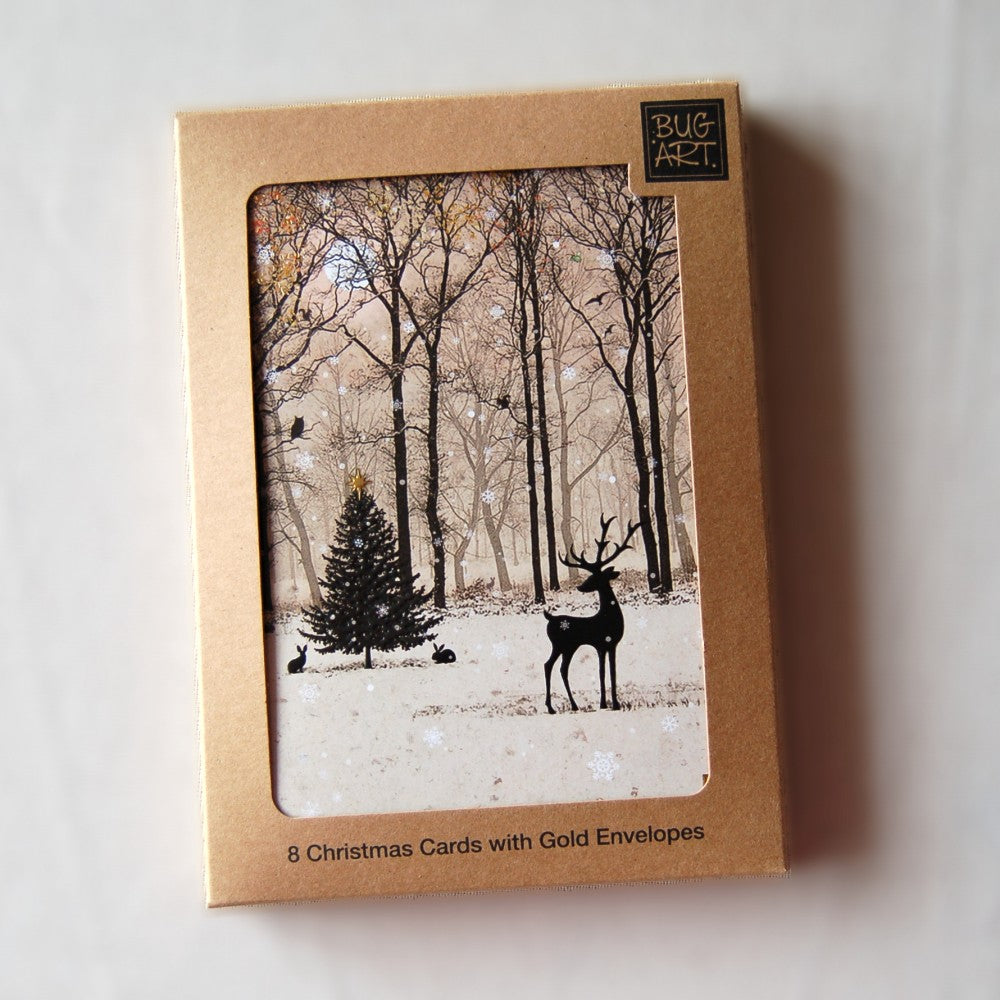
[515,260,545,604]
[265,402,321,606]
[528,267,559,591]
[364,645,373,669]
[639,246,674,593]
[424,337,446,607]
[388,302,414,587]
[665,380,698,576]
[481,503,512,591]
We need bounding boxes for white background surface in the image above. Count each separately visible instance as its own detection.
[2,2,998,996]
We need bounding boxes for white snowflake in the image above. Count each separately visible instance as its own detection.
[492,642,509,660]
[337,385,348,396]
[460,559,468,568]
[451,335,461,345]
[596,249,616,270]
[617,346,629,358]
[255,246,273,266]
[559,619,570,631]
[608,475,617,484]
[295,452,315,471]
[392,398,403,411]
[423,727,445,748]
[552,239,561,249]
[562,366,577,380]
[375,604,388,617]
[485,207,498,222]
[330,354,340,366]
[481,488,496,505]
[661,715,680,734]
[587,751,620,782]
[402,320,416,334]
[264,368,279,385]
[353,536,364,548]
[299,684,319,704]
[338,462,346,470]
[290,484,303,499]
[488,304,505,320]
[674,513,686,524]
[432,535,443,548]
[637,616,648,630]
[366,683,374,692]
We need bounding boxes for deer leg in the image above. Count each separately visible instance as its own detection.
[544,649,559,714]
[560,652,579,712]
[609,644,620,710]
[598,648,608,709]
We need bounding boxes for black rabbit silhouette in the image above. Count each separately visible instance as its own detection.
[431,643,456,664]
[287,644,308,673]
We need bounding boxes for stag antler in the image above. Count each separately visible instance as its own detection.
[559,515,642,572]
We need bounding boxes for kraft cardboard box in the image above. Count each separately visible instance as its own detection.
[175,82,785,907]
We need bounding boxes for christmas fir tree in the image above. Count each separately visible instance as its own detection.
[301,474,441,669]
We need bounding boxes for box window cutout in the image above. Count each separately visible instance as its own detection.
[247,165,709,817]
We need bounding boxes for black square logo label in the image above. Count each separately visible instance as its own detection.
[641,99,729,182]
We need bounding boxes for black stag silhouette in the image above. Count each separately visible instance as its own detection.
[542,515,642,714]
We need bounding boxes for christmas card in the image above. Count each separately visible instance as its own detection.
[176,83,785,906]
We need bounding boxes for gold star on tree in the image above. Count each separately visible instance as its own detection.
[349,469,368,497]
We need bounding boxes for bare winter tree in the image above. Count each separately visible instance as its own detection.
[489,171,561,603]
[312,177,443,587]
[550,166,681,593]
[404,174,503,606]
[440,297,520,592]
[247,184,362,608]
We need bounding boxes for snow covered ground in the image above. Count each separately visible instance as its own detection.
[265,593,708,817]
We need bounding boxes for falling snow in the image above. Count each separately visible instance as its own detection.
[492,642,509,660]
[562,365,577,380]
[402,320,416,334]
[299,684,319,704]
[587,751,620,782]
[481,488,497,504]
[488,304,505,319]
[661,715,679,733]
[596,249,616,270]
[423,727,445,748]
[295,452,315,471]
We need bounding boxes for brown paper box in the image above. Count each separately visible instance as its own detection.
[175,82,785,907]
